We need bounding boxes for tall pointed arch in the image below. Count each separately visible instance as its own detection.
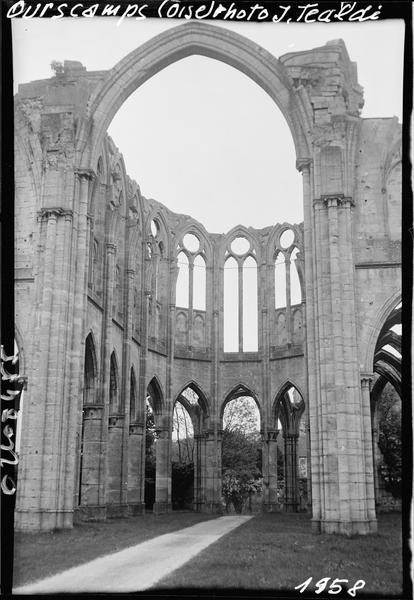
[273,381,305,435]
[147,376,164,415]
[78,22,311,173]
[130,366,138,422]
[84,333,98,406]
[220,382,262,425]
[109,351,120,414]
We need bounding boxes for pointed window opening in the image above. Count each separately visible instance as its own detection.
[176,252,189,308]
[243,256,258,351]
[109,353,119,414]
[290,247,302,305]
[275,252,286,309]
[130,368,137,422]
[224,256,239,351]
[193,254,206,311]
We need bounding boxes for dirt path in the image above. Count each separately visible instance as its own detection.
[14,515,252,594]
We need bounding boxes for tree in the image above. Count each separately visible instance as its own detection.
[223,396,260,436]
[221,427,262,513]
[172,401,194,464]
[378,394,401,498]
[145,402,157,463]
[144,402,157,509]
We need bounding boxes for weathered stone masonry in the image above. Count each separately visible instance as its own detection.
[14,23,401,535]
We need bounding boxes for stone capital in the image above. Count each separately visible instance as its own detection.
[360,373,374,391]
[266,429,279,442]
[316,194,355,209]
[129,422,144,435]
[155,425,169,438]
[83,404,104,419]
[37,207,73,222]
[74,168,96,181]
[108,414,124,428]
[106,242,117,254]
[296,157,312,172]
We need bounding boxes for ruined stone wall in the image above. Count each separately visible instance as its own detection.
[13,26,401,533]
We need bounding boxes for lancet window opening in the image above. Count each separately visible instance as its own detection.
[224,236,258,353]
[175,233,207,349]
[274,228,302,347]
[147,218,167,342]
[176,233,206,310]
[109,352,119,415]
[130,367,137,423]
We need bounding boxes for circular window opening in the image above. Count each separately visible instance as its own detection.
[150,219,159,238]
[231,236,250,255]
[183,233,200,253]
[280,229,295,249]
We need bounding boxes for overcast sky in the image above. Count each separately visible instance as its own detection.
[12,18,404,233]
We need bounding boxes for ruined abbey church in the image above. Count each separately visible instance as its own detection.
[14,23,401,535]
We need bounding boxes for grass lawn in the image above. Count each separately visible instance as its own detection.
[156,512,403,596]
[13,511,216,587]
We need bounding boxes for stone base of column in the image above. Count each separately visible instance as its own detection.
[128,502,146,516]
[192,501,205,512]
[201,502,223,514]
[153,501,172,515]
[316,519,378,535]
[263,502,282,513]
[75,505,107,523]
[284,502,299,513]
[107,503,129,518]
[15,509,74,531]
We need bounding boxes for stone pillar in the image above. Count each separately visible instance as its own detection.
[308,193,377,534]
[153,425,171,514]
[361,375,377,525]
[203,429,221,512]
[78,404,106,521]
[107,415,127,517]
[127,421,145,515]
[68,172,96,525]
[284,433,299,512]
[15,197,85,530]
[372,424,381,509]
[263,429,280,512]
[100,241,117,515]
[193,433,205,512]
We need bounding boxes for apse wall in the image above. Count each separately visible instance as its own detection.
[84,131,307,430]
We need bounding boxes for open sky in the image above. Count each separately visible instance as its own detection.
[12,18,404,233]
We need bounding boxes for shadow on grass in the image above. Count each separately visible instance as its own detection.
[154,512,403,597]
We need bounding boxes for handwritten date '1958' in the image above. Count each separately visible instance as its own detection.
[295,577,366,596]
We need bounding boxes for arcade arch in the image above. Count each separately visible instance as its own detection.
[370,301,402,510]
[273,383,307,512]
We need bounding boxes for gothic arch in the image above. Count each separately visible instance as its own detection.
[174,222,213,264]
[146,375,164,415]
[77,22,311,173]
[146,209,171,253]
[84,332,98,388]
[109,351,120,413]
[221,225,261,262]
[220,382,262,424]
[267,223,304,262]
[174,380,210,417]
[273,380,305,434]
[363,292,401,373]
[129,366,138,422]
